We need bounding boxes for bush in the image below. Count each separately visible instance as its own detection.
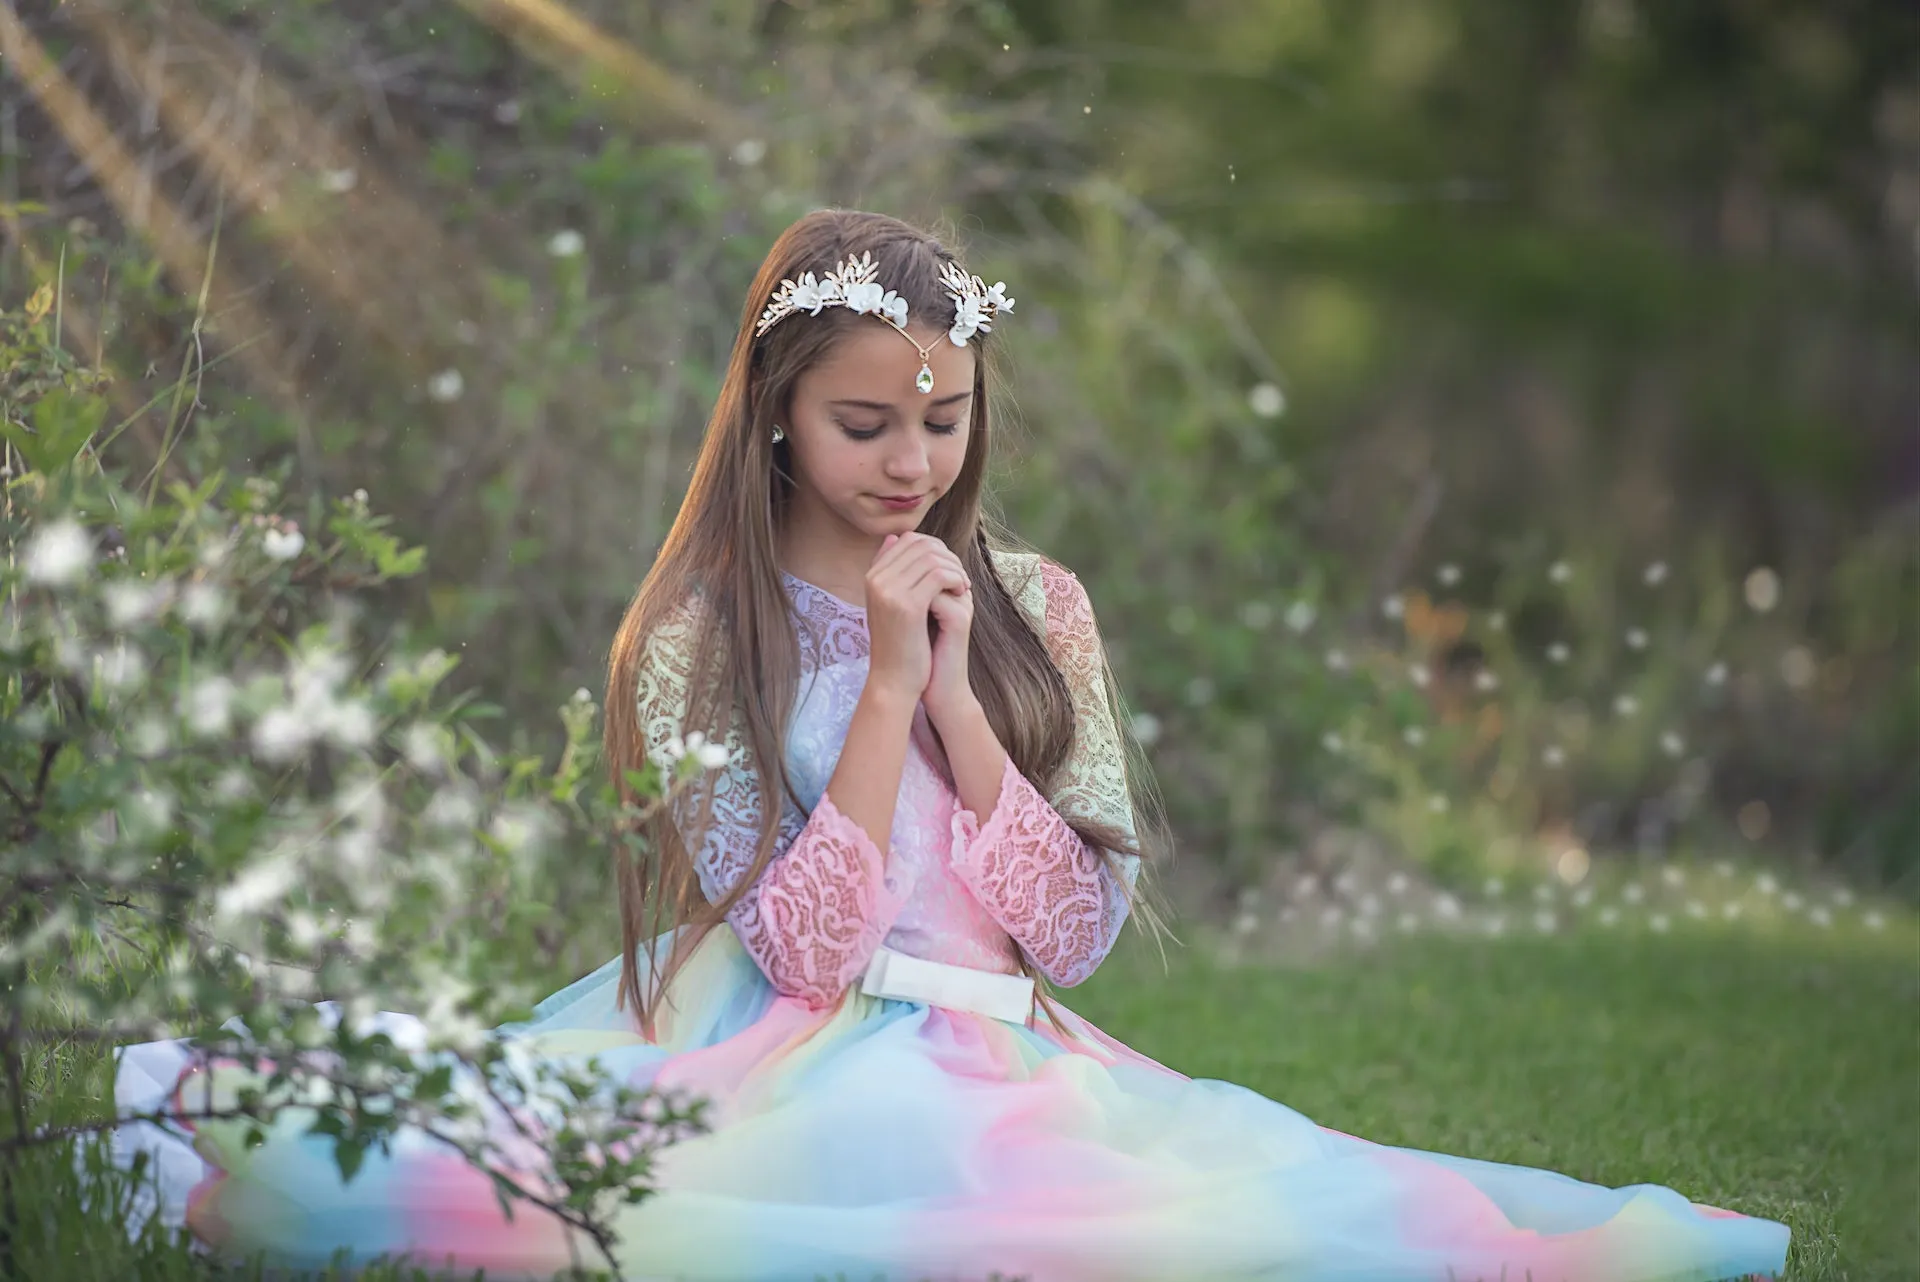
[0,279,715,1277]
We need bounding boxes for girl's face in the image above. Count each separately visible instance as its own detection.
[781,322,977,542]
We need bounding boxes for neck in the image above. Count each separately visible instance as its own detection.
[777,502,883,605]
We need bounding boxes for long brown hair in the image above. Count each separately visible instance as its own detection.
[603,209,1172,1032]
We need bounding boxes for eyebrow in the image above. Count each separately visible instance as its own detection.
[827,393,973,412]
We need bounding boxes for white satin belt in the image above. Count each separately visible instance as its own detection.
[859,946,1035,1024]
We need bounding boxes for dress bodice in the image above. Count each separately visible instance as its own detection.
[635,549,1141,1008]
[779,572,1023,974]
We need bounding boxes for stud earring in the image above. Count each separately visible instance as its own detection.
[770,425,786,444]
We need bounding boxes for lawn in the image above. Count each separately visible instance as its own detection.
[21,918,1918,1281]
[1069,921,1920,1282]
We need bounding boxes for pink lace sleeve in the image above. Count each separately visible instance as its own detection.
[637,599,914,1008]
[948,560,1140,987]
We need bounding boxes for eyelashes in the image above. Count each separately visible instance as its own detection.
[838,421,962,441]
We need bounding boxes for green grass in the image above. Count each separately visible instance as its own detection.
[18,921,1917,1280]
[1069,922,1920,1282]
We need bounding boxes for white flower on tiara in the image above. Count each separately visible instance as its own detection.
[759,252,910,336]
[756,251,1010,348]
[939,263,1014,347]
[841,279,909,327]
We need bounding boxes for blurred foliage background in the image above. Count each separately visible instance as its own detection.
[4,0,1916,922]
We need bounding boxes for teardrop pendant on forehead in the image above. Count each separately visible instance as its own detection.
[916,364,935,394]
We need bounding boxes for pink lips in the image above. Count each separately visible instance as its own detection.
[876,494,925,511]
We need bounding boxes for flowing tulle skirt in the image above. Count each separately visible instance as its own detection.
[109,925,1790,1281]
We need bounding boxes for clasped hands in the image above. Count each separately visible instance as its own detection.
[862,532,977,726]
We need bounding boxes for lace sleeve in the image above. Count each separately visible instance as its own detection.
[948,560,1140,987]
[637,599,915,1007]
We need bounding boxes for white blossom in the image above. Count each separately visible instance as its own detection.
[96,641,148,694]
[1284,601,1316,633]
[1548,560,1572,584]
[1743,567,1780,613]
[489,803,552,855]
[547,229,584,258]
[1624,627,1648,650]
[424,784,482,831]
[179,582,229,630]
[427,369,465,403]
[24,520,93,586]
[1643,561,1668,586]
[182,676,237,737]
[215,853,300,921]
[129,716,171,758]
[402,721,447,773]
[252,707,312,761]
[210,767,253,805]
[105,580,168,627]
[731,138,767,166]
[323,698,376,750]
[1129,713,1162,747]
[321,167,358,193]
[261,527,306,561]
[1247,382,1286,419]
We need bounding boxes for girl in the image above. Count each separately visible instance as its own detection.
[113,210,1790,1281]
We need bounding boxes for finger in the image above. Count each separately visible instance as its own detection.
[929,587,972,622]
[870,539,960,597]
[914,564,972,607]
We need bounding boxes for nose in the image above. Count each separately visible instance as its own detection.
[883,439,930,484]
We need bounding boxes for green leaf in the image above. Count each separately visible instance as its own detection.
[6,388,109,474]
[334,1137,367,1184]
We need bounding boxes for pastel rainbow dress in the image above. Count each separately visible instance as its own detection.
[109,552,1791,1281]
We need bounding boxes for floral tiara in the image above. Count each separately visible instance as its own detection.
[753,251,1014,394]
